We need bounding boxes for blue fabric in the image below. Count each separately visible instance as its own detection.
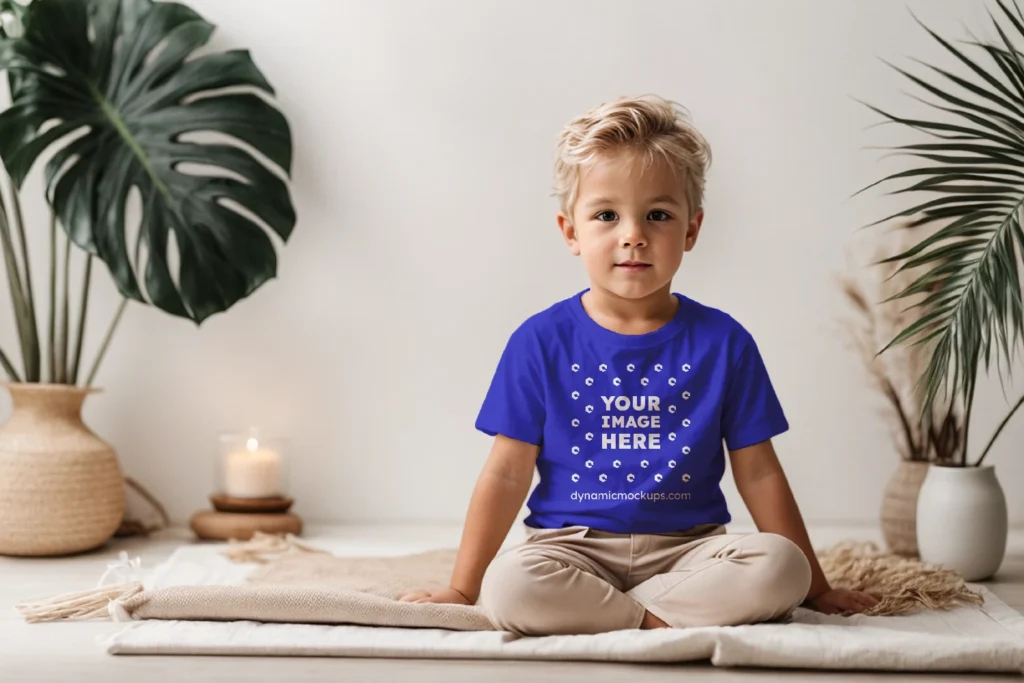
[475,290,788,534]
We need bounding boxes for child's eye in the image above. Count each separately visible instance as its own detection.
[648,210,672,221]
[595,210,618,222]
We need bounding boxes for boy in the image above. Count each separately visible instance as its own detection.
[400,95,878,636]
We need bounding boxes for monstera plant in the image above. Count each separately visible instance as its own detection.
[0,0,296,557]
[0,0,296,386]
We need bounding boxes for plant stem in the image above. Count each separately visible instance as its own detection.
[939,397,957,464]
[56,233,71,383]
[85,298,128,388]
[0,180,32,381]
[69,255,92,385]
[0,345,21,383]
[7,177,38,381]
[47,214,56,383]
[960,373,976,467]
[975,392,1024,466]
[883,381,919,459]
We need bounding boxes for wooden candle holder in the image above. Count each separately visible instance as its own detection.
[190,494,302,541]
[210,493,294,514]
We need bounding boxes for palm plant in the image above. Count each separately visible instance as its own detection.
[0,0,295,386]
[863,0,1024,467]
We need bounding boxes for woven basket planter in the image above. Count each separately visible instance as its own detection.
[880,460,929,557]
[0,383,124,556]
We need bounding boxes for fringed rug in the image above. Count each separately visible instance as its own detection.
[15,533,1024,673]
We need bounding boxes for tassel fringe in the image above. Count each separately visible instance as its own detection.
[11,534,324,623]
[16,582,143,623]
[817,541,984,616]
[222,531,329,564]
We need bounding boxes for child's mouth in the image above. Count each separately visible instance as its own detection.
[616,262,651,272]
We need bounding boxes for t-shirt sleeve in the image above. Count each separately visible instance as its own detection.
[721,331,788,451]
[474,324,546,445]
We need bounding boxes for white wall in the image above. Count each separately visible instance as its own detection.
[2,0,1021,527]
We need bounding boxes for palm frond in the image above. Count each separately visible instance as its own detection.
[865,1,1024,427]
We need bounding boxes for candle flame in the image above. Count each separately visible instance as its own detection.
[246,437,259,451]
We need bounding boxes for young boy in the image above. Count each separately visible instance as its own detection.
[400,95,878,636]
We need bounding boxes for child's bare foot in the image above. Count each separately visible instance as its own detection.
[640,610,670,629]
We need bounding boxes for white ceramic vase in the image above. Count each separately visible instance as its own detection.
[916,464,1008,581]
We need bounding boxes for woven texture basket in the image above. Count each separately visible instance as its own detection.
[880,460,929,557]
[0,383,124,556]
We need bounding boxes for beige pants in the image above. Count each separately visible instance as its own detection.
[479,524,812,636]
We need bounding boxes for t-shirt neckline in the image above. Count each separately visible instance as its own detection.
[568,288,688,348]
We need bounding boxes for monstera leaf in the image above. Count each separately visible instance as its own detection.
[0,0,296,323]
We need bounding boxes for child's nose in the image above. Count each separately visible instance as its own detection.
[619,222,648,248]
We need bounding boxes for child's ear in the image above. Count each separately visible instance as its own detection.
[684,209,704,252]
[557,212,581,255]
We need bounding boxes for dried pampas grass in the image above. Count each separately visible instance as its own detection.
[838,222,965,463]
[818,541,982,615]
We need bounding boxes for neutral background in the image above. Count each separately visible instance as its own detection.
[1,0,1021,529]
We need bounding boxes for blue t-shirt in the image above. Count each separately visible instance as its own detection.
[475,289,788,534]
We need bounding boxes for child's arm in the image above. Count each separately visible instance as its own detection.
[399,434,539,604]
[729,439,879,615]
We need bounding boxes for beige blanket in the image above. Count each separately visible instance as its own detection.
[106,534,982,631]
[17,534,1024,670]
[119,547,494,630]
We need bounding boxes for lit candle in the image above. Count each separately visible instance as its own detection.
[223,437,281,498]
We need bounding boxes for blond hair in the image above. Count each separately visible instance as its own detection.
[554,95,712,219]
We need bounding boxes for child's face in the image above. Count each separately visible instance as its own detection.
[557,148,703,303]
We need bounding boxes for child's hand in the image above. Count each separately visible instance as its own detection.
[806,588,879,615]
[398,587,473,605]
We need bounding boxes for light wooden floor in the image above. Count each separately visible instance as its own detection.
[2,523,1023,683]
